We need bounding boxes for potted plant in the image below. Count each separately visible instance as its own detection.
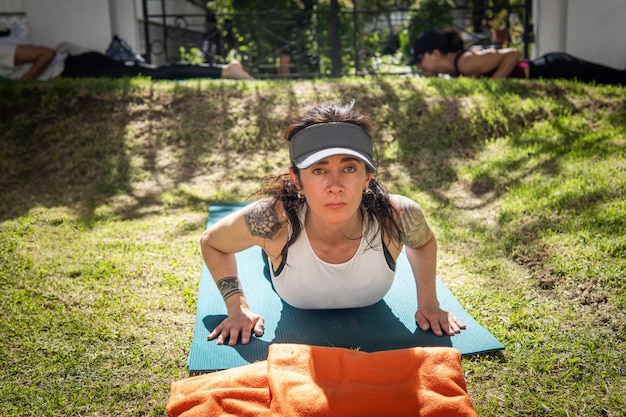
[484,8,508,46]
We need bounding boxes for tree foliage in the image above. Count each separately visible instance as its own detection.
[203,0,528,76]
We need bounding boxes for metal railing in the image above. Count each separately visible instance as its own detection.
[140,1,531,79]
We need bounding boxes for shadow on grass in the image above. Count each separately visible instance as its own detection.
[0,79,286,222]
[1,77,623,231]
[0,79,136,222]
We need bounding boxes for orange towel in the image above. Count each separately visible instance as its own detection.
[166,360,270,417]
[166,344,477,417]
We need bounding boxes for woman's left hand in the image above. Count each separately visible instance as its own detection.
[415,305,466,336]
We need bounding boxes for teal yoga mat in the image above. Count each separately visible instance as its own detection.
[187,203,504,373]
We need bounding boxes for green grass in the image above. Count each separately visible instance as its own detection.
[1,76,625,416]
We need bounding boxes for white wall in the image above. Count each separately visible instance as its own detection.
[0,0,24,12]
[565,0,625,69]
[533,0,626,69]
[0,0,114,51]
[109,0,140,52]
[532,0,568,55]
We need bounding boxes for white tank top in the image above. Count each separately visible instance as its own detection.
[270,207,395,309]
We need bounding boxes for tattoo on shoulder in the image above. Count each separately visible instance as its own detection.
[396,197,432,248]
[244,201,282,239]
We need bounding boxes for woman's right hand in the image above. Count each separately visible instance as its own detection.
[207,307,265,346]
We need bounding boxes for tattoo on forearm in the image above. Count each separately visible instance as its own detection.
[217,276,243,300]
[397,198,431,248]
[244,202,281,239]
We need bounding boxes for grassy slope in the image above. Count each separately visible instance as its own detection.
[1,76,625,416]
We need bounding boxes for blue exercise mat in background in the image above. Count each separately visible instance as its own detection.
[187,203,504,373]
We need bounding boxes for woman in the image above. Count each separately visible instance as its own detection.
[409,29,626,85]
[0,40,253,80]
[201,102,466,346]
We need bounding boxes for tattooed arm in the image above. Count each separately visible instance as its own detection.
[391,195,466,336]
[200,198,287,345]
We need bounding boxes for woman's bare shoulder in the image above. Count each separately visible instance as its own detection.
[457,49,502,76]
[389,193,417,207]
[242,198,289,240]
[389,194,433,248]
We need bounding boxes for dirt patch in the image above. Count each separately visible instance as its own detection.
[576,282,608,306]
[514,250,562,290]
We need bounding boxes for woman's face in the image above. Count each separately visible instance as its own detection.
[291,154,371,225]
[416,50,447,75]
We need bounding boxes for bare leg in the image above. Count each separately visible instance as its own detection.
[221,60,254,80]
